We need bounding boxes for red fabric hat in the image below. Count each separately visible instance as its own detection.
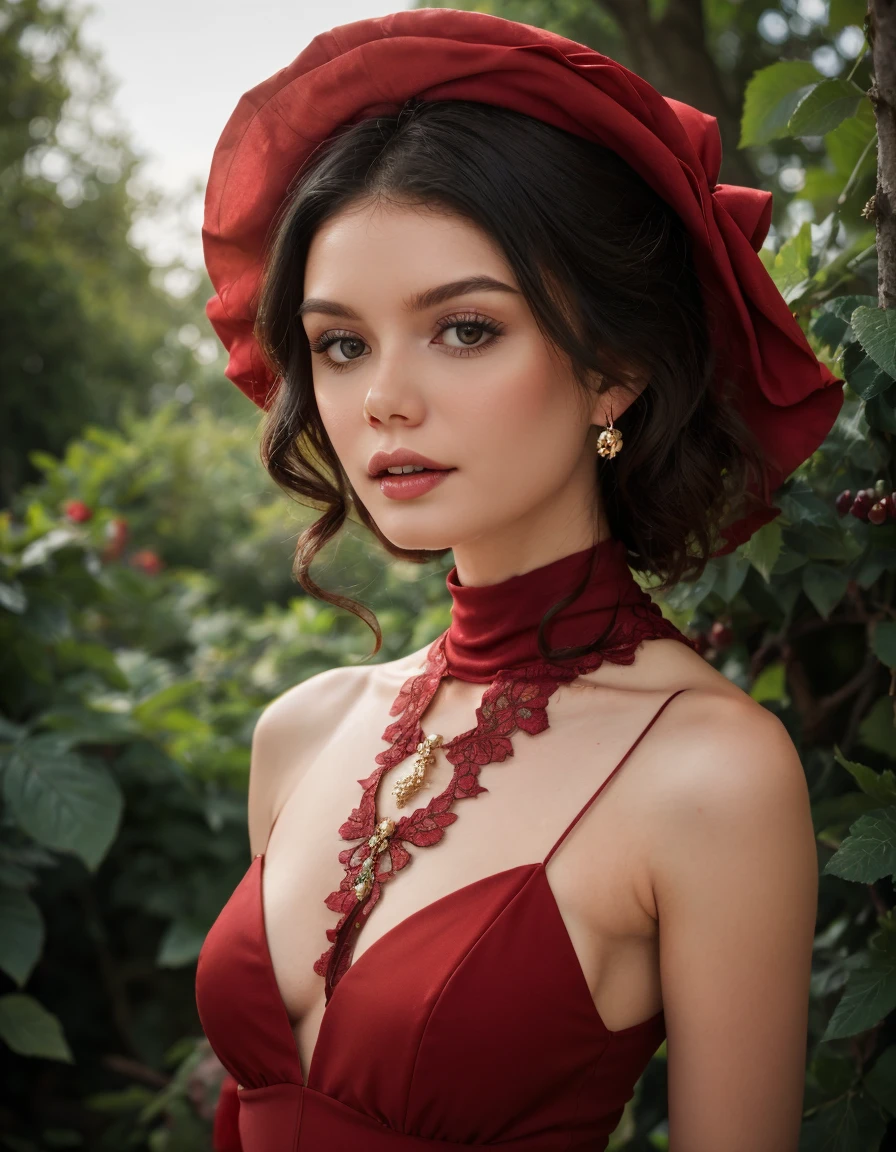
[202,7,844,554]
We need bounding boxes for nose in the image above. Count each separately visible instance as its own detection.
[363,341,426,427]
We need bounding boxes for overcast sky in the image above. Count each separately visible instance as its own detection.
[79,0,413,270]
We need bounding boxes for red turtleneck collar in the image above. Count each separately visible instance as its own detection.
[442,537,660,682]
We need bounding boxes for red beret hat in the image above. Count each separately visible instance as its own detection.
[202,7,844,554]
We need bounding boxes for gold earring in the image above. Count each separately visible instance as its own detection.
[596,408,623,459]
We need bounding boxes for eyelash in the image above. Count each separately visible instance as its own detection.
[307,312,506,373]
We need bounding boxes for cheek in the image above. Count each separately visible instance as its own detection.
[458,339,580,453]
[313,379,355,448]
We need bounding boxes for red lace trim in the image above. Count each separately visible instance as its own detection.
[314,602,696,997]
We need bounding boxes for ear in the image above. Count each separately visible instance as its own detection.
[587,370,648,427]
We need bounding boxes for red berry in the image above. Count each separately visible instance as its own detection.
[64,500,92,523]
[835,489,852,516]
[709,621,734,650]
[850,495,871,520]
[131,549,163,575]
[691,632,709,656]
[868,501,888,525]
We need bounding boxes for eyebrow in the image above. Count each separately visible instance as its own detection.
[298,276,521,321]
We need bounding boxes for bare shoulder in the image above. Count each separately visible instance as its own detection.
[641,667,813,897]
[633,651,817,1147]
[650,674,807,810]
[610,634,811,866]
[247,661,372,856]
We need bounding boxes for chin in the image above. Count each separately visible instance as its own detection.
[378,526,457,553]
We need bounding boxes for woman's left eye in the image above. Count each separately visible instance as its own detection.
[435,314,505,354]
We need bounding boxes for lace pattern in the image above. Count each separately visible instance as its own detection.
[314,602,696,998]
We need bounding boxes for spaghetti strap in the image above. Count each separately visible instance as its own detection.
[256,797,286,859]
[542,687,689,867]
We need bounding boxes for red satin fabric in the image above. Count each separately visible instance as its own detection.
[442,537,680,680]
[202,8,844,553]
[197,696,683,1150]
[195,540,693,1148]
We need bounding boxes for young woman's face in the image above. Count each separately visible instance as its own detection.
[301,197,612,566]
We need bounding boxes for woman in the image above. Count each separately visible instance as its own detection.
[195,9,842,1151]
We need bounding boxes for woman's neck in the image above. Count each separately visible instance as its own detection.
[442,536,655,682]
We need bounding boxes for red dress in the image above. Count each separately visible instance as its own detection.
[196,541,697,1149]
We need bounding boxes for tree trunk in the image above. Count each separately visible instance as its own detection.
[869,0,896,308]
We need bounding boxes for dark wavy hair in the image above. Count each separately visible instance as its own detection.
[254,98,765,660]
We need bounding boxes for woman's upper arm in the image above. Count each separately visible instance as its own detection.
[650,694,817,1152]
[247,664,366,858]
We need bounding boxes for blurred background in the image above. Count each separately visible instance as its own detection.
[2,0,894,1149]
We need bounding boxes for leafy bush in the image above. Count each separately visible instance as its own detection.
[0,403,454,1148]
[3,1,896,1149]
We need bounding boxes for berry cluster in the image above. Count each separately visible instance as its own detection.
[62,502,163,573]
[836,484,896,525]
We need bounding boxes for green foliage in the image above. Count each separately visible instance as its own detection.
[0,402,454,1147]
[0,0,207,505]
[4,0,894,1149]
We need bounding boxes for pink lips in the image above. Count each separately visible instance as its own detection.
[368,449,453,476]
[376,468,454,500]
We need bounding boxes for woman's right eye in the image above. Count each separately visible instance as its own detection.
[308,332,367,371]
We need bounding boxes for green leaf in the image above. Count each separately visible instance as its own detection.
[0,993,73,1062]
[823,921,896,1040]
[132,680,200,725]
[713,552,750,603]
[740,62,821,147]
[810,292,870,350]
[742,519,782,582]
[18,528,79,570]
[56,640,129,690]
[865,386,896,434]
[0,582,27,614]
[851,307,896,378]
[788,79,863,137]
[750,661,788,705]
[808,1049,857,1098]
[858,696,896,760]
[824,808,896,884]
[874,622,896,669]
[770,220,813,300]
[842,339,894,401]
[798,1090,887,1151]
[156,919,207,968]
[3,738,123,872]
[0,889,44,987]
[0,717,27,743]
[864,1044,896,1117]
[814,790,882,837]
[659,562,717,616]
[833,744,896,806]
[776,481,838,528]
[825,101,877,181]
[802,564,849,619]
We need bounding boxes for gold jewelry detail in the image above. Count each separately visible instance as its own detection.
[353,817,396,900]
[392,733,443,809]
[596,409,623,459]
